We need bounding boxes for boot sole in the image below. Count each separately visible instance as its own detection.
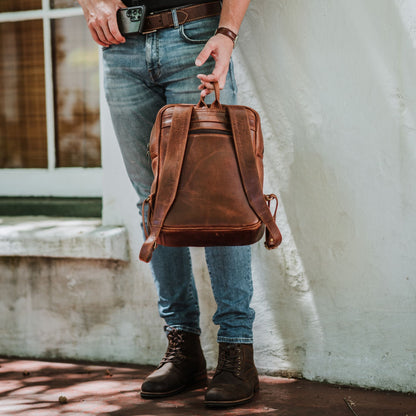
[140,372,207,399]
[204,381,259,408]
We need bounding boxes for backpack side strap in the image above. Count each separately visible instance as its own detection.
[139,105,193,262]
[227,106,282,249]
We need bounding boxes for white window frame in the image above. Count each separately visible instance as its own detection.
[0,0,102,197]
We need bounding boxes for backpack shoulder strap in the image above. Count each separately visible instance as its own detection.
[139,105,193,262]
[227,106,282,249]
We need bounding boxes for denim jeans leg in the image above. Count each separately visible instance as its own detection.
[205,246,255,343]
[157,24,255,342]
[103,37,200,335]
[103,16,255,341]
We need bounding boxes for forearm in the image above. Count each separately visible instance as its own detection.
[218,0,251,35]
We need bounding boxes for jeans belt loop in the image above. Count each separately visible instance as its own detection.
[171,9,179,29]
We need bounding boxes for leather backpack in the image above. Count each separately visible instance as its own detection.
[139,83,282,263]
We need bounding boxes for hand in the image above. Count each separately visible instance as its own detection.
[78,0,126,46]
[195,33,234,97]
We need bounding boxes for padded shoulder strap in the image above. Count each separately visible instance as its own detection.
[139,105,193,262]
[227,106,282,249]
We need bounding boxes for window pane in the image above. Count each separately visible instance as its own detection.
[0,0,41,12]
[52,17,101,168]
[0,20,47,168]
[50,0,80,8]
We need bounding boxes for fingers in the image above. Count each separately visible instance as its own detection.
[195,43,212,68]
[197,74,216,88]
[197,74,216,97]
[88,26,108,47]
[108,15,126,44]
[89,14,125,46]
[197,64,229,96]
[80,0,126,46]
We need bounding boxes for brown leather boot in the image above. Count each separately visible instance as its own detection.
[140,327,207,398]
[204,343,259,408]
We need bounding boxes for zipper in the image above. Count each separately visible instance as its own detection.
[188,129,230,135]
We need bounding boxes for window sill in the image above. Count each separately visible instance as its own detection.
[0,216,129,262]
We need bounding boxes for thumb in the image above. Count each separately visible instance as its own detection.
[195,43,213,67]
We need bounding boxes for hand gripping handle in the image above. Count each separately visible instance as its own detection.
[196,81,222,110]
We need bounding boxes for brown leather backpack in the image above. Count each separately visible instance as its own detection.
[139,83,282,263]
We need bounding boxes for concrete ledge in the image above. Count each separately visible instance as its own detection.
[0,216,129,261]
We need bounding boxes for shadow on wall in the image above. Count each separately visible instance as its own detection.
[234,0,416,392]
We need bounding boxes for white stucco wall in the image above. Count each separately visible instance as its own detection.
[101,0,416,392]
[1,0,415,394]
[232,0,416,391]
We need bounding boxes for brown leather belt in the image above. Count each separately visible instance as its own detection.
[142,1,221,34]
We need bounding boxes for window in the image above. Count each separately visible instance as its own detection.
[0,0,102,197]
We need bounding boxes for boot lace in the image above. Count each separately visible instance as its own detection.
[158,329,186,368]
[216,344,242,376]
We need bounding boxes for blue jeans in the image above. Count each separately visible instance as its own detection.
[103,16,255,343]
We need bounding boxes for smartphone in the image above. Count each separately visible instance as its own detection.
[117,5,146,35]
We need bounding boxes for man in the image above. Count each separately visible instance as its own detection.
[78,0,256,407]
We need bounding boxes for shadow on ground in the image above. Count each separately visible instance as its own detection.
[0,358,414,416]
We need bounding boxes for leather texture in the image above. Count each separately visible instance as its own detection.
[139,83,282,263]
[140,328,207,398]
[215,27,238,46]
[142,1,221,34]
[204,343,259,407]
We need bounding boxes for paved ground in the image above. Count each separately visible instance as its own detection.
[0,357,414,416]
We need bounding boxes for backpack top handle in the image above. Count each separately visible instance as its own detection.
[196,81,223,110]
